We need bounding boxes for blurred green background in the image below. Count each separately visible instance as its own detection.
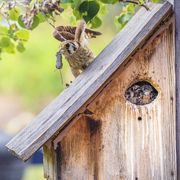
[0,6,119,180]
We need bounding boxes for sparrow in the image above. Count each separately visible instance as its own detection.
[53,20,102,77]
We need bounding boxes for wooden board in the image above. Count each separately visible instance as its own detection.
[53,18,176,180]
[6,2,172,161]
[54,116,101,180]
[168,0,174,5]
[175,0,180,178]
[43,142,57,180]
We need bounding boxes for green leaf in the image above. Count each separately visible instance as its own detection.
[0,26,8,34]
[17,41,25,52]
[31,16,40,30]
[73,9,82,20]
[71,0,82,9]
[18,15,39,30]
[89,16,102,28]
[114,14,129,30]
[98,3,107,16]
[114,17,124,30]
[126,4,136,13]
[100,0,118,4]
[79,1,100,22]
[152,0,160,2]
[69,16,77,25]
[117,13,133,25]
[37,13,46,23]
[0,37,11,48]
[9,8,20,21]
[10,24,19,32]
[139,0,144,4]
[61,0,73,3]
[18,15,26,28]
[4,42,15,54]
[15,29,30,41]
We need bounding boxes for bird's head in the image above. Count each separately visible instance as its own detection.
[60,41,80,56]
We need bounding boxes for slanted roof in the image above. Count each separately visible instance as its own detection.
[6,2,172,161]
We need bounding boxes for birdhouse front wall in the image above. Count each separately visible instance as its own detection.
[43,16,176,180]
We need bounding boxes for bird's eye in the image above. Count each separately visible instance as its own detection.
[72,43,77,51]
[66,42,77,54]
[66,43,70,48]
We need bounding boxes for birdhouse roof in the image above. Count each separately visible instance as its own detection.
[6,2,172,161]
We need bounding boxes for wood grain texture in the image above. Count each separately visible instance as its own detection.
[53,19,176,180]
[6,2,172,161]
[168,0,174,5]
[53,116,101,180]
[43,143,57,180]
[175,0,180,178]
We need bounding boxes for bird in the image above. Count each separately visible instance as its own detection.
[125,82,158,105]
[53,20,102,77]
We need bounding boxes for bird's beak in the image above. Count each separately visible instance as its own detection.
[60,49,65,53]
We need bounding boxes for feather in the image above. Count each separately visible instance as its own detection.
[75,20,86,43]
[53,30,75,41]
[53,23,102,42]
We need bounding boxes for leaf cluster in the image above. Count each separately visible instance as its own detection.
[0,0,159,58]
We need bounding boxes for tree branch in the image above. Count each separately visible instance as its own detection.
[119,0,150,11]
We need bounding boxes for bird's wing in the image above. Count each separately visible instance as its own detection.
[53,30,75,41]
[85,28,102,38]
[53,24,102,42]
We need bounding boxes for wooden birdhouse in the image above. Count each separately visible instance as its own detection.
[6,1,180,179]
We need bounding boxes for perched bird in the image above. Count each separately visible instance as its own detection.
[53,20,102,77]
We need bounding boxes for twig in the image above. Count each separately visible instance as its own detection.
[119,0,150,11]
[59,69,65,88]
[42,14,66,87]
[42,12,66,41]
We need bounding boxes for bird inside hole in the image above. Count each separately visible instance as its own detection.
[53,20,102,78]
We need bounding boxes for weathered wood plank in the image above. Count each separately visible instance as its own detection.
[175,0,180,178]
[43,142,56,180]
[168,0,174,5]
[53,116,101,180]
[6,2,172,161]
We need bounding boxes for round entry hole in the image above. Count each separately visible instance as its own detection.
[125,81,158,105]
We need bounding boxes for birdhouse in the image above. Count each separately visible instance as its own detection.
[6,2,179,179]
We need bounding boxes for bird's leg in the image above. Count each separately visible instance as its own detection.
[119,0,150,11]
[65,81,73,88]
